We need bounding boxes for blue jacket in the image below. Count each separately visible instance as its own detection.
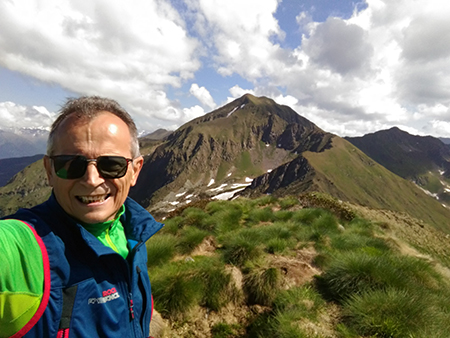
[5,193,163,337]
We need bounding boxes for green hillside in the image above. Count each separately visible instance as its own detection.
[0,159,51,217]
[303,137,450,233]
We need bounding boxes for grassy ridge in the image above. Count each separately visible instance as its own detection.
[147,194,450,337]
[304,137,450,233]
[0,159,51,217]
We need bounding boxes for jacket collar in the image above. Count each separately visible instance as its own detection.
[45,192,163,244]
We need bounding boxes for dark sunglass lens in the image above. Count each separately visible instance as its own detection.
[54,156,87,179]
[67,157,88,179]
[97,156,129,178]
[53,157,71,179]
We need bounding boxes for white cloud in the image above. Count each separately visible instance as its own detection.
[0,0,200,129]
[276,0,450,137]
[2,0,450,139]
[303,18,374,76]
[228,85,256,100]
[187,0,290,80]
[0,102,55,129]
[190,84,216,110]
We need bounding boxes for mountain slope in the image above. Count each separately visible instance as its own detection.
[241,136,450,232]
[346,127,450,204]
[130,94,332,213]
[0,154,44,187]
[346,127,450,178]
[0,159,51,217]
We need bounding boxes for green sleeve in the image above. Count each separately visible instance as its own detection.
[0,219,44,338]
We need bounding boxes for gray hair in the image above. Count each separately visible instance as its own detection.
[47,96,140,158]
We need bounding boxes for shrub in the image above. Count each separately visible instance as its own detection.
[244,267,280,306]
[176,226,209,255]
[245,207,275,225]
[211,323,239,338]
[248,286,326,338]
[311,211,339,234]
[292,208,326,226]
[278,196,299,210]
[194,258,239,311]
[146,233,177,268]
[274,209,294,221]
[273,286,325,320]
[221,237,263,266]
[346,217,374,235]
[331,232,391,253]
[150,266,202,319]
[343,288,434,337]
[205,200,230,214]
[182,207,209,228]
[270,313,309,338]
[150,256,238,320]
[260,223,292,240]
[160,216,183,235]
[253,195,277,206]
[316,252,442,303]
[266,238,290,254]
[299,192,356,221]
[212,207,244,234]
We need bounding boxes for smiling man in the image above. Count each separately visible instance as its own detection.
[0,97,163,337]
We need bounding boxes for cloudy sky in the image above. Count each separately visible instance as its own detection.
[1,0,450,138]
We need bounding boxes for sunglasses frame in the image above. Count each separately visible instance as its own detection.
[49,155,133,179]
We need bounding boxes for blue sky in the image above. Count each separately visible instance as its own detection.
[1,0,449,138]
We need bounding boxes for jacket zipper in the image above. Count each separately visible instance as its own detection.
[105,227,119,253]
[126,241,144,336]
[129,292,135,320]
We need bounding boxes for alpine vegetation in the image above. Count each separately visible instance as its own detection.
[147,193,450,337]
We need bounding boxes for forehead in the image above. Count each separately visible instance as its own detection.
[53,112,132,154]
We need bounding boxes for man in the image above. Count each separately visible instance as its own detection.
[0,96,163,337]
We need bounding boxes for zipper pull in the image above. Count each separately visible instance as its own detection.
[129,293,135,320]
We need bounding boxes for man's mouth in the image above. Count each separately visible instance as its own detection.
[76,194,110,204]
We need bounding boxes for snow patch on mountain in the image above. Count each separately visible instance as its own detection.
[227,104,246,117]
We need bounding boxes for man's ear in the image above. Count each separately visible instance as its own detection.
[43,155,54,187]
[130,156,144,187]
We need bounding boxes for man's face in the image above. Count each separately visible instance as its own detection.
[44,112,143,224]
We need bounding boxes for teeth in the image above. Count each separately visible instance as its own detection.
[77,195,109,204]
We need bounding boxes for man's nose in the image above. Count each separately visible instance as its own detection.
[82,162,105,185]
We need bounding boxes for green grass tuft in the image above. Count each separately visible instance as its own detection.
[160,216,184,235]
[316,251,443,303]
[245,207,275,225]
[150,265,202,319]
[343,288,435,337]
[244,267,280,306]
[146,233,177,268]
[176,226,209,255]
[221,231,264,266]
[278,196,299,210]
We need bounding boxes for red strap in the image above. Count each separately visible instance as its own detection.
[56,328,70,338]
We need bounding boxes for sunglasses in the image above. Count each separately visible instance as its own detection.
[50,155,133,179]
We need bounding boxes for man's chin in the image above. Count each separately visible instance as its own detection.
[72,209,117,224]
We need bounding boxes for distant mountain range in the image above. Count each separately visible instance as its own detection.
[0,128,48,159]
[1,94,450,233]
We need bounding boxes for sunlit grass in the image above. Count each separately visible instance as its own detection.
[148,195,450,337]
